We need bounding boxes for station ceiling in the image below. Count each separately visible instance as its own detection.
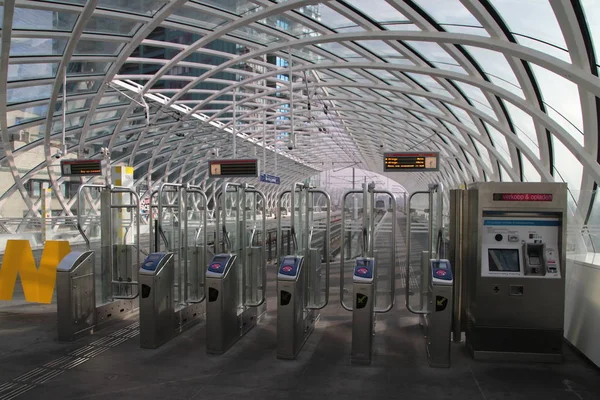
[1,0,600,228]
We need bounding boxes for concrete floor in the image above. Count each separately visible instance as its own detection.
[1,269,600,400]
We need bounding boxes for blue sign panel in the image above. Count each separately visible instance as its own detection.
[260,173,280,184]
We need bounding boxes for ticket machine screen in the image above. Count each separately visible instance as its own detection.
[488,249,520,272]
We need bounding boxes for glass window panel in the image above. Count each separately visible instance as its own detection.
[12,8,79,31]
[407,95,442,114]
[261,15,320,39]
[7,105,49,127]
[312,5,364,32]
[473,139,492,168]
[582,0,600,71]
[52,115,86,133]
[464,151,480,180]
[499,165,513,182]
[446,104,477,132]
[84,17,141,36]
[489,0,567,49]
[343,0,409,23]
[10,38,68,56]
[441,120,467,145]
[521,154,541,182]
[503,102,539,157]
[454,81,496,119]
[87,124,117,139]
[98,0,167,16]
[412,0,485,31]
[193,0,260,15]
[463,46,524,98]
[383,22,421,31]
[530,65,584,146]
[552,137,583,192]
[91,108,124,124]
[67,61,112,75]
[514,35,570,63]
[59,78,103,96]
[168,7,228,29]
[485,122,512,167]
[404,41,466,74]
[318,42,364,60]
[8,63,58,82]
[74,40,124,55]
[7,85,52,104]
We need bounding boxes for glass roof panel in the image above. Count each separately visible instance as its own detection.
[404,41,465,73]
[530,64,584,146]
[485,122,512,167]
[504,102,539,157]
[84,16,141,36]
[167,7,229,29]
[97,0,168,16]
[412,0,488,35]
[12,8,79,31]
[488,0,568,58]
[192,0,260,15]
[8,84,52,104]
[463,45,524,98]
[8,63,58,82]
[343,0,409,24]
[521,154,541,182]
[453,81,496,119]
[311,5,365,32]
[7,105,48,128]
[10,37,68,56]
[74,40,125,56]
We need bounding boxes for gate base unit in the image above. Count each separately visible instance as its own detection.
[205,254,266,355]
[277,256,320,360]
[57,251,139,342]
[351,257,375,365]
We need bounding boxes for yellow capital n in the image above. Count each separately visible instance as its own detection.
[0,240,71,304]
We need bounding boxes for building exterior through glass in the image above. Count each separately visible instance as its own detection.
[1,0,600,254]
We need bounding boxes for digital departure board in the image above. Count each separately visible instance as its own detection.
[60,159,103,176]
[208,159,258,178]
[384,152,439,172]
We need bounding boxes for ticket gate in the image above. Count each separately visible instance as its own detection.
[340,182,396,364]
[138,183,209,348]
[406,183,454,367]
[458,182,568,362]
[276,183,331,359]
[205,183,267,354]
[57,184,141,341]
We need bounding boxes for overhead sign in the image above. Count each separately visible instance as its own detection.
[383,152,439,172]
[60,159,103,176]
[493,193,553,202]
[208,159,258,178]
[260,173,280,185]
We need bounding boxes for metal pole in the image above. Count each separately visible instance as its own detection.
[288,49,294,151]
[232,88,237,158]
[352,167,355,190]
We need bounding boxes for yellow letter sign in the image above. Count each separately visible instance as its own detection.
[0,240,71,304]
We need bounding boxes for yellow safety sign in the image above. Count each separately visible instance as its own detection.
[0,240,71,304]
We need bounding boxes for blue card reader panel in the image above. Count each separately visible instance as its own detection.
[353,257,374,282]
[207,254,233,275]
[142,252,168,271]
[278,256,303,279]
[431,259,453,281]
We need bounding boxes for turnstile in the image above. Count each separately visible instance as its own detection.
[276,183,331,359]
[138,252,175,348]
[57,184,141,341]
[406,183,454,367]
[340,182,396,364]
[139,183,209,348]
[205,183,267,354]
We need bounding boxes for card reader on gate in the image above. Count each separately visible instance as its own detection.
[353,257,375,283]
[430,259,453,285]
[278,256,303,281]
[139,252,168,275]
[206,254,236,278]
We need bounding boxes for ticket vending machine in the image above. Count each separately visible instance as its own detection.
[464,182,567,362]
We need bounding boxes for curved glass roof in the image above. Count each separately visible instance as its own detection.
[2,0,600,250]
